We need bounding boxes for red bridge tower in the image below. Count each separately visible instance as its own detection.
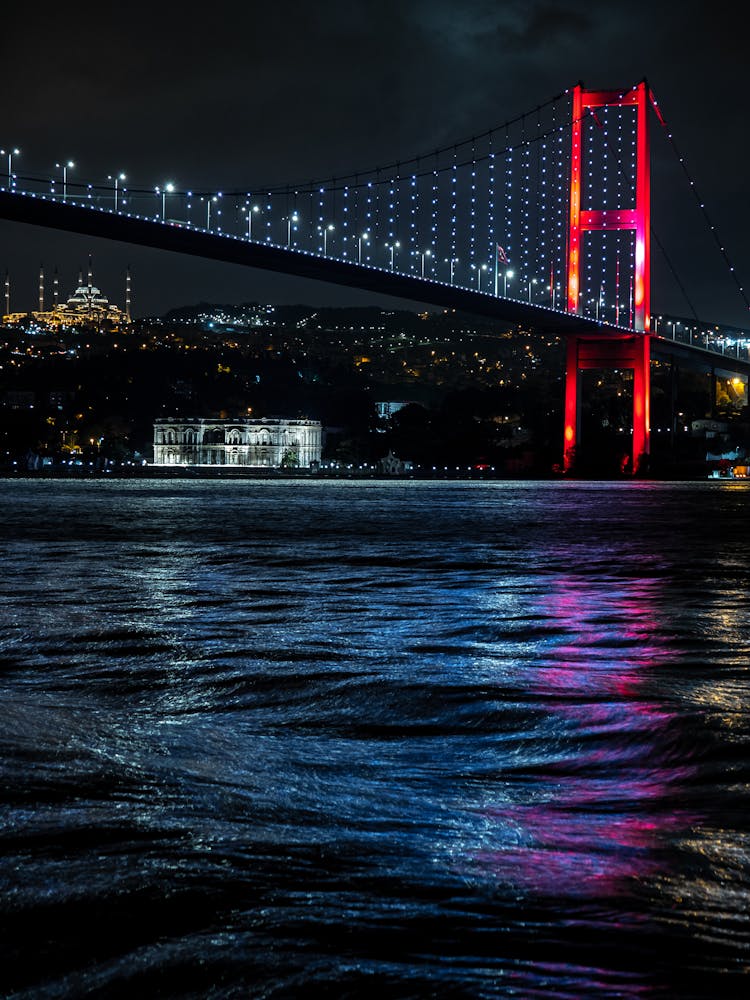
[564,80,652,473]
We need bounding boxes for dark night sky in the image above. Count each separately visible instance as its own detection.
[2,0,748,326]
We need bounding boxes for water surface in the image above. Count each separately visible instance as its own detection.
[1,479,748,998]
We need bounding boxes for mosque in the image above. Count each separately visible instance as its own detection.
[2,256,131,331]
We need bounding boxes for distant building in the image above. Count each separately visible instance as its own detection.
[152,417,322,468]
[378,450,412,475]
[376,401,411,420]
[0,389,35,409]
[691,418,728,437]
[2,257,131,331]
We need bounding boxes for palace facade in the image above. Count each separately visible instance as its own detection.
[152,417,322,468]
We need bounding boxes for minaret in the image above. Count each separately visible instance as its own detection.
[4,269,9,316]
[53,266,59,307]
[87,253,93,290]
[38,264,44,312]
[125,264,131,321]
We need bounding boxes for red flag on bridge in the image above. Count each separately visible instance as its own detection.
[497,245,508,264]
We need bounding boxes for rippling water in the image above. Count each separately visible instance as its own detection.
[1,478,749,999]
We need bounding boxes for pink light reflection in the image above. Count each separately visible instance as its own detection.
[471,568,697,897]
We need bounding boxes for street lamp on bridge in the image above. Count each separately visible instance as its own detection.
[56,160,74,202]
[419,248,431,278]
[503,269,514,296]
[385,241,400,270]
[357,231,369,263]
[156,183,175,221]
[444,256,458,284]
[2,147,19,188]
[595,282,605,321]
[203,194,220,229]
[527,277,538,302]
[319,223,334,255]
[242,203,260,239]
[472,262,488,291]
[108,173,126,211]
[243,203,260,239]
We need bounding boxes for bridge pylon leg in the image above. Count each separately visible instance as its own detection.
[562,333,651,475]
[632,333,651,473]
[563,337,580,472]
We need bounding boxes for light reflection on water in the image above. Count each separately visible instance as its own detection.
[466,570,691,903]
[0,478,749,998]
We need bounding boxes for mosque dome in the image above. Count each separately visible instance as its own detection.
[65,283,111,313]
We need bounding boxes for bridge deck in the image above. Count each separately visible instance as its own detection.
[2,190,749,377]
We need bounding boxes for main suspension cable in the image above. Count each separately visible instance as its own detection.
[649,86,750,318]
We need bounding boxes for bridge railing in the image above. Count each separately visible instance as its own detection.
[3,173,749,365]
[0,138,626,331]
[2,172,581,312]
[654,317,750,364]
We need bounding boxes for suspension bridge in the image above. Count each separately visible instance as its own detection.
[2,78,749,473]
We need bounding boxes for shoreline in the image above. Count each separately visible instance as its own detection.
[0,466,723,484]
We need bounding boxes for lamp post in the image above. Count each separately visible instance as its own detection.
[386,241,400,270]
[321,223,334,255]
[419,249,431,278]
[108,173,125,211]
[287,212,299,247]
[204,194,219,229]
[474,263,487,291]
[243,203,260,239]
[595,282,605,321]
[56,160,74,202]
[503,269,514,296]
[527,276,538,302]
[157,182,174,221]
[357,231,369,263]
[444,257,458,284]
[2,147,19,188]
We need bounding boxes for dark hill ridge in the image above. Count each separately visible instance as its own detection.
[161,302,511,335]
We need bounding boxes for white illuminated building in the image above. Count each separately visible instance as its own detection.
[2,257,131,330]
[152,417,321,468]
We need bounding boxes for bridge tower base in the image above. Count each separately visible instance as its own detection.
[563,333,651,474]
